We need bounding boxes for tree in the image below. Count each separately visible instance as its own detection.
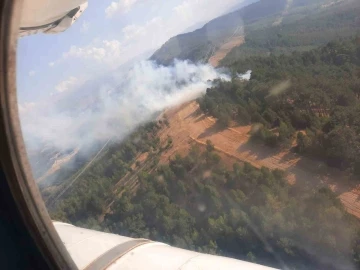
[296,132,311,153]
[237,106,251,125]
[217,112,231,128]
[262,108,278,126]
[206,140,215,152]
[325,127,359,169]
[278,121,293,143]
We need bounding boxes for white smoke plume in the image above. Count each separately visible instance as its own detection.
[18,60,230,178]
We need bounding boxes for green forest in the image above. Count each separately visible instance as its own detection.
[151,0,360,66]
[105,145,360,270]
[198,38,360,176]
[46,2,360,268]
[222,0,360,63]
[51,138,360,269]
[48,36,360,270]
[48,121,165,221]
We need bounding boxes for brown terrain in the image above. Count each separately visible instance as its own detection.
[208,36,245,67]
[109,98,360,220]
[37,148,79,183]
[106,30,360,221]
[157,101,360,218]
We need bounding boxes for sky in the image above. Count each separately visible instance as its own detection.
[17,0,244,106]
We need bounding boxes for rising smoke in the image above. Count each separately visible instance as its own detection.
[19,60,230,178]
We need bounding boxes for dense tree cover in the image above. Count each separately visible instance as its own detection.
[198,38,360,174]
[48,39,360,269]
[150,0,289,65]
[222,0,360,64]
[150,0,359,66]
[47,6,360,268]
[49,121,164,221]
[53,140,360,269]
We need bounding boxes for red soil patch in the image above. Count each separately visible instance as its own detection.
[159,101,360,218]
[208,36,245,67]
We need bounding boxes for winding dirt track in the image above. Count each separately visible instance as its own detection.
[160,101,360,218]
[208,36,245,67]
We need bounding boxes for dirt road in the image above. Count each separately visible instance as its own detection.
[37,148,79,183]
[208,36,244,67]
[161,101,360,218]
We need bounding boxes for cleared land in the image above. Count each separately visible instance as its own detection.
[37,148,79,183]
[106,27,360,220]
[208,36,245,67]
[158,101,360,218]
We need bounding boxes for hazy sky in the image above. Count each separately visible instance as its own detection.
[17,0,244,106]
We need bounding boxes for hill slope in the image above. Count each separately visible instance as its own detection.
[150,0,288,65]
[222,0,360,64]
[45,2,360,269]
[150,0,344,65]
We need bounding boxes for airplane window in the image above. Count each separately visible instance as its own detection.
[16,0,360,269]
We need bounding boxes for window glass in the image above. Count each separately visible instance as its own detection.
[17,0,360,269]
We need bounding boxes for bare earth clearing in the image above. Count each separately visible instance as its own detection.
[106,30,360,220]
[208,36,245,67]
[159,101,360,218]
[37,148,79,183]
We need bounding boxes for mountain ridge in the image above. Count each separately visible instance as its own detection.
[150,0,348,65]
[150,0,289,65]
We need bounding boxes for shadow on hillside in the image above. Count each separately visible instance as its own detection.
[285,164,359,200]
[237,141,332,183]
[236,140,282,161]
[185,108,202,120]
[197,121,226,139]
[286,172,334,202]
[279,150,301,165]
[284,152,356,193]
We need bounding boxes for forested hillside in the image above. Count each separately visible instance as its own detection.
[45,121,165,219]
[49,37,360,265]
[222,0,360,64]
[198,38,360,174]
[150,0,289,65]
[48,38,360,270]
[51,137,360,269]
[151,0,358,66]
[45,2,360,269]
